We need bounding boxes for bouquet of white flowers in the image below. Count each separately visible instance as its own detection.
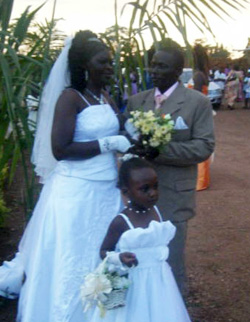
[81,255,130,317]
[128,110,174,151]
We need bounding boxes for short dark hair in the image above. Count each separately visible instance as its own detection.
[68,30,108,91]
[118,157,155,189]
[148,38,184,70]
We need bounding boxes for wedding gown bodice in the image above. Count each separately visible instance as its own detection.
[55,104,119,180]
[117,216,176,268]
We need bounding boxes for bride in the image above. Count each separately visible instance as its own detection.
[0,30,131,321]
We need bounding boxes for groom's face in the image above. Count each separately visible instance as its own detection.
[150,50,182,93]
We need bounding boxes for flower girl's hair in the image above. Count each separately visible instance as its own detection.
[118,157,155,189]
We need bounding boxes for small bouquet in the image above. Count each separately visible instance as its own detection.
[81,256,130,317]
[128,110,174,151]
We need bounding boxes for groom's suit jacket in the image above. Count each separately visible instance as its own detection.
[127,83,215,222]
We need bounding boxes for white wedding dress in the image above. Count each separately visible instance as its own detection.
[0,100,122,322]
[91,210,191,322]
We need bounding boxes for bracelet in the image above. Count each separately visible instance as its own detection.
[98,138,111,153]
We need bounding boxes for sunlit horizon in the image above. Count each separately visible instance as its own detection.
[11,0,250,59]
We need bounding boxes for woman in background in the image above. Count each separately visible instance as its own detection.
[224,65,240,110]
[192,44,212,191]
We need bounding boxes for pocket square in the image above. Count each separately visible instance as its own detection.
[174,116,188,130]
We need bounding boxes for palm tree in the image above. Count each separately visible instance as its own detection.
[109,0,250,78]
[121,0,249,49]
[0,4,65,219]
[0,0,14,32]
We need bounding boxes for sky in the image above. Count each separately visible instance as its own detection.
[11,0,250,59]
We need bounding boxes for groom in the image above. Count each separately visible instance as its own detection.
[127,43,215,294]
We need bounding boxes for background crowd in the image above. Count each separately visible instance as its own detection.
[118,62,250,113]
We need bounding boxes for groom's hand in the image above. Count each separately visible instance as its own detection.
[144,146,160,160]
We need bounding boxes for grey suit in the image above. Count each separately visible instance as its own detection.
[127,83,215,292]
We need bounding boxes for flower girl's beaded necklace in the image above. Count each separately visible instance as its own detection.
[85,88,105,104]
[126,200,151,214]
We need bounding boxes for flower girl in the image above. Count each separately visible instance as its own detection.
[83,157,191,322]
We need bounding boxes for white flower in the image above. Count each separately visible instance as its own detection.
[111,276,130,289]
[81,273,112,298]
[80,258,131,314]
[149,138,160,147]
[130,110,141,118]
[163,113,171,120]
[81,273,112,312]
[145,110,154,117]
[141,123,152,135]
[129,109,174,151]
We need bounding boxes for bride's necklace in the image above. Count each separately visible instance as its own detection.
[85,88,105,104]
[126,201,151,214]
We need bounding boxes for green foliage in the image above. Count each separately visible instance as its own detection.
[0,4,65,220]
[0,0,14,32]
[0,165,10,227]
[208,44,231,59]
[101,0,250,94]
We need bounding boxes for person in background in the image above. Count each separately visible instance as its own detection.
[224,64,240,110]
[235,65,244,103]
[243,69,250,109]
[214,67,226,92]
[192,44,213,192]
[127,40,215,295]
[224,64,231,76]
[193,43,209,96]
[130,69,138,95]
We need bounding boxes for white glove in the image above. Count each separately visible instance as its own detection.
[106,251,128,273]
[98,135,131,153]
[106,251,123,266]
[124,119,139,140]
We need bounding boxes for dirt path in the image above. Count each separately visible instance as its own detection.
[0,108,250,321]
[186,108,250,322]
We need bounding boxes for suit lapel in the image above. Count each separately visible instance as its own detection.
[141,90,155,112]
[159,84,185,116]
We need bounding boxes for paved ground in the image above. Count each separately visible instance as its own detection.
[0,107,250,321]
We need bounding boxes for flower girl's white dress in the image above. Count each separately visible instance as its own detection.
[91,209,191,322]
[0,97,122,322]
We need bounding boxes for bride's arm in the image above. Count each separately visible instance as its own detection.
[51,89,100,161]
[52,89,131,161]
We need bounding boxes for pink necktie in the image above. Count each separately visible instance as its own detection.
[155,94,167,109]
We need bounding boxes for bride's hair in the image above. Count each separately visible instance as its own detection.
[68,30,108,91]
